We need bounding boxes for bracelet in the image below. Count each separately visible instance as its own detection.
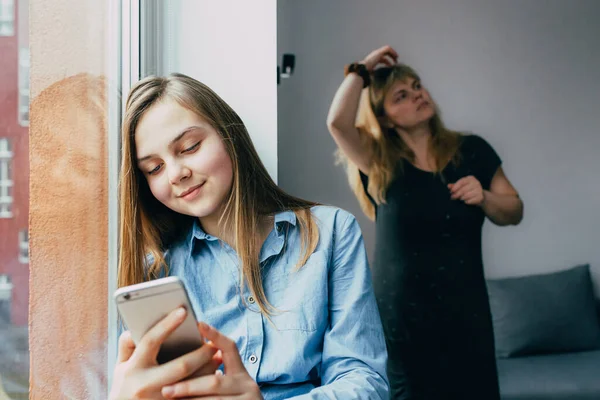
[344,63,370,88]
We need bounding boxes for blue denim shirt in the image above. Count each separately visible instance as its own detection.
[164,205,389,399]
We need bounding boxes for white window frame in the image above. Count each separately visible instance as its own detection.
[0,138,13,218]
[18,229,29,264]
[0,0,15,36]
[18,47,30,127]
[107,0,140,387]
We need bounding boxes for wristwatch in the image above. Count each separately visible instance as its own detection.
[344,63,371,88]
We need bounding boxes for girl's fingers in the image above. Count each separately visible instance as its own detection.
[133,307,187,364]
[150,342,219,388]
[117,331,136,363]
[198,323,246,375]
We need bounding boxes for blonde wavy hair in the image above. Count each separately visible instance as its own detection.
[337,64,463,220]
[119,73,319,316]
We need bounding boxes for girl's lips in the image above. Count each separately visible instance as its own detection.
[417,101,429,110]
[179,183,204,199]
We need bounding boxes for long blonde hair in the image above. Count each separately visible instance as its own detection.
[337,64,463,220]
[119,73,319,316]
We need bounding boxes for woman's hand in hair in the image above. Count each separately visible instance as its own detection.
[361,45,399,71]
[109,308,221,400]
[160,322,263,400]
[448,175,486,206]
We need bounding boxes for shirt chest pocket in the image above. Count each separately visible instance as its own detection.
[264,250,329,332]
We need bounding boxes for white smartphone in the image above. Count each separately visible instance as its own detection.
[114,276,204,364]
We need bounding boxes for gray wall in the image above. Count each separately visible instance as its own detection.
[277,0,600,288]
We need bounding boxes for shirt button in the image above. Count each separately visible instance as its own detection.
[249,354,258,364]
[248,296,255,304]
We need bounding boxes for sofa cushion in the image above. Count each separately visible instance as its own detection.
[487,264,600,358]
[496,350,600,400]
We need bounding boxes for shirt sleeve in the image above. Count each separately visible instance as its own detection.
[289,212,390,399]
[465,134,502,190]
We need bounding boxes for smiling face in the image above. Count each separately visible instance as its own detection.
[134,99,233,220]
[382,77,435,129]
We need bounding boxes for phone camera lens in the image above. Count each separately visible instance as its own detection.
[123,293,131,300]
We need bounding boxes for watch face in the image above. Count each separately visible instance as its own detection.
[351,63,363,74]
[346,63,361,76]
[345,64,370,86]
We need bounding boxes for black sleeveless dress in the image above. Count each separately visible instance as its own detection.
[361,134,502,399]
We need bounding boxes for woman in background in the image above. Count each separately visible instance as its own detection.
[327,45,523,399]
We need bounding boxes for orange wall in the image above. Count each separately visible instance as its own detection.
[29,0,109,398]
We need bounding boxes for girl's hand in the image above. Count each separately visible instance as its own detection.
[448,176,486,206]
[360,45,399,71]
[161,322,263,400]
[109,308,222,400]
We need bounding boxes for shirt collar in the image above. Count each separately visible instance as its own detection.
[187,218,217,249]
[187,210,298,248]
[274,210,297,229]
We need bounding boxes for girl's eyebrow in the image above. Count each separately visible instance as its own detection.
[137,126,204,162]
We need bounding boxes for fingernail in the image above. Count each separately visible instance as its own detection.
[175,307,186,318]
[162,386,174,397]
[200,322,211,330]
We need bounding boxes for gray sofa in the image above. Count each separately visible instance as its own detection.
[487,264,600,400]
[496,350,600,400]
